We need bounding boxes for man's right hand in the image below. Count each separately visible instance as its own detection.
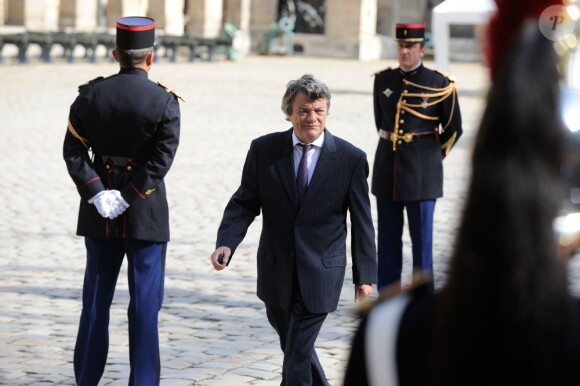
[211,247,232,271]
[107,190,130,219]
[89,190,130,219]
[89,190,117,218]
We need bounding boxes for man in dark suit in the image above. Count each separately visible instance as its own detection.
[372,23,462,291]
[63,16,181,386]
[210,74,377,386]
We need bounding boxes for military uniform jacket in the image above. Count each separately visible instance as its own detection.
[216,129,377,314]
[344,284,580,386]
[371,64,462,201]
[63,68,181,242]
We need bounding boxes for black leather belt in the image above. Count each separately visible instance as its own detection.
[378,129,436,151]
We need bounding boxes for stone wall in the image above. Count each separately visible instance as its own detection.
[0,0,5,26]
[106,0,148,28]
[0,0,434,60]
[186,0,223,37]
[59,0,98,31]
[149,0,185,35]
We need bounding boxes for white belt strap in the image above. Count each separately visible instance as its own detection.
[365,293,411,386]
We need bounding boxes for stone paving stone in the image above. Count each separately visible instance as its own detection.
[195,373,256,385]
[157,380,194,386]
[246,362,280,372]
[230,367,279,380]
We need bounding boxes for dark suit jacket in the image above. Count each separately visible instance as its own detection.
[63,68,181,242]
[216,128,377,314]
[372,64,462,201]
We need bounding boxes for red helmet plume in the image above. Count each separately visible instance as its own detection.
[485,0,565,80]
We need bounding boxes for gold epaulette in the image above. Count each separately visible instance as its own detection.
[435,68,457,83]
[78,76,104,91]
[157,81,185,102]
[371,66,391,77]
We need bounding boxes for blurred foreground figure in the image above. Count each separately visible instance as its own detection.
[344,14,580,386]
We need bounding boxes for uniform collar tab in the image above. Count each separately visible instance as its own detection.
[399,63,424,77]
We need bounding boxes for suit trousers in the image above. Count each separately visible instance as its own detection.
[265,294,330,386]
[376,198,435,290]
[74,237,166,386]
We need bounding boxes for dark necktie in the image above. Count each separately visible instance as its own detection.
[296,143,311,205]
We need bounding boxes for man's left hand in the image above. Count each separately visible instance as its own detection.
[355,284,372,303]
[108,190,130,219]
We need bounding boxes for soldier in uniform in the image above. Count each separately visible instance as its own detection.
[372,23,462,291]
[63,16,181,386]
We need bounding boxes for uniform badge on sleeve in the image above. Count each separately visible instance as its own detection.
[383,88,393,98]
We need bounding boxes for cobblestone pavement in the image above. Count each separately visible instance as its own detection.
[1,53,575,385]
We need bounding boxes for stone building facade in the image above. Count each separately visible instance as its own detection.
[1,0,433,60]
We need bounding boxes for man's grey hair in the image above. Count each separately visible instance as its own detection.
[281,74,331,116]
[115,47,153,68]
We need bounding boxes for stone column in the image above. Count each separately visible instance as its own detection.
[393,0,428,27]
[0,0,5,25]
[6,0,24,25]
[377,0,394,36]
[148,0,184,35]
[377,0,396,58]
[224,0,249,30]
[358,0,382,60]
[322,0,381,60]
[185,0,223,37]
[6,0,23,25]
[248,0,277,51]
[223,0,250,56]
[106,0,149,28]
[59,0,98,31]
[23,0,59,31]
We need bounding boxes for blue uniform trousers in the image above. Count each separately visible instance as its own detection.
[376,198,435,290]
[74,237,166,386]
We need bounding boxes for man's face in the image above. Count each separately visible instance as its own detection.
[397,42,425,71]
[288,92,328,144]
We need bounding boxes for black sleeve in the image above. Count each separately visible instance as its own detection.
[215,140,262,260]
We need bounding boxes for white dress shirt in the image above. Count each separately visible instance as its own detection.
[292,131,325,185]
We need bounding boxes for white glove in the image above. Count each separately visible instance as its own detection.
[107,190,130,220]
[89,190,117,218]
